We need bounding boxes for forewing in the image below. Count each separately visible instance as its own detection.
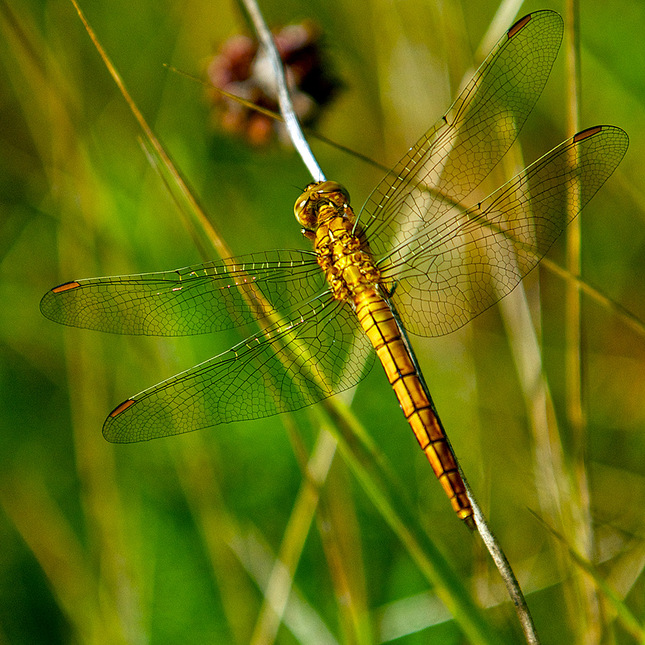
[383,126,628,336]
[40,249,323,336]
[103,295,374,442]
[358,10,564,258]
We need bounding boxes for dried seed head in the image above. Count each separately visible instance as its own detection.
[207,21,340,145]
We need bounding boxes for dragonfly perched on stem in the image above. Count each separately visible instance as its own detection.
[41,10,627,526]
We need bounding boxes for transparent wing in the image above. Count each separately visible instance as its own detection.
[103,295,374,442]
[40,249,323,336]
[358,10,564,257]
[381,126,628,336]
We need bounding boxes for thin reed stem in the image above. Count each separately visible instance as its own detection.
[240,0,325,182]
[564,1,600,641]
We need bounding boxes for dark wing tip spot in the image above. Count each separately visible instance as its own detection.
[51,281,81,294]
[109,399,136,418]
[507,13,532,39]
[573,125,603,143]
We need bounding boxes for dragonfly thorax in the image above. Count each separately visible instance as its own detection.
[294,181,381,302]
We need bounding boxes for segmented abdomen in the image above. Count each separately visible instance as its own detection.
[354,288,474,525]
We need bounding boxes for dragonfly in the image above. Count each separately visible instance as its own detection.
[41,10,628,526]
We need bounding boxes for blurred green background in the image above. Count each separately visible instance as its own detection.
[1,0,644,643]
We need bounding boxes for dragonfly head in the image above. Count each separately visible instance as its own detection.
[294,181,351,230]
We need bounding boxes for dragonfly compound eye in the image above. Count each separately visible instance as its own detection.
[294,181,351,229]
[315,181,350,204]
[294,187,318,229]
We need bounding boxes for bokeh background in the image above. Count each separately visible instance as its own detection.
[1,0,644,643]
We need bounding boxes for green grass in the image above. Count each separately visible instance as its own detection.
[1,0,644,643]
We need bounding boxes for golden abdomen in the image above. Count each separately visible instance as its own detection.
[354,288,473,524]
